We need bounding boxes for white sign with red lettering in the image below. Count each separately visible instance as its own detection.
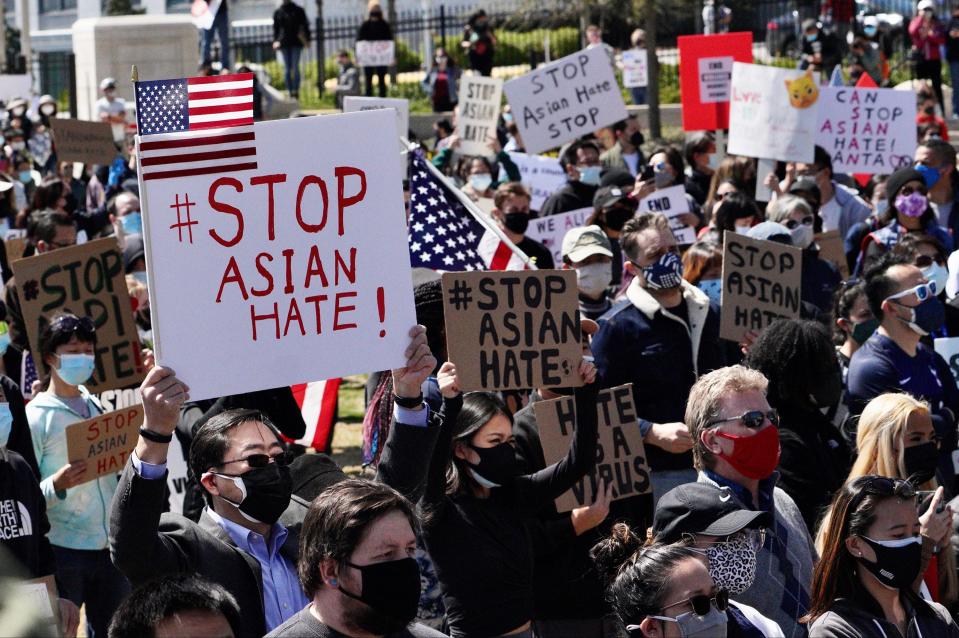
[137,110,416,400]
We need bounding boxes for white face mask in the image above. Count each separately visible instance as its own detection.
[575,262,612,299]
[732,223,752,235]
[40,104,55,116]
[923,262,948,294]
[790,224,814,249]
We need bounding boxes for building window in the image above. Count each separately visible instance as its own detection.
[39,0,76,12]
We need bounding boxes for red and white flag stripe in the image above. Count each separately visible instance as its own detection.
[138,124,258,181]
[477,229,530,270]
[186,74,255,129]
[290,379,341,452]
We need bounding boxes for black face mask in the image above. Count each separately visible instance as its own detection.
[468,441,518,486]
[904,441,939,485]
[924,106,936,116]
[339,557,421,634]
[605,206,635,231]
[629,131,644,148]
[856,536,922,590]
[503,212,530,234]
[218,462,293,525]
[807,369,842,409]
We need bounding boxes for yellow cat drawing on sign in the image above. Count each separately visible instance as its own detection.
[784,69,819,109]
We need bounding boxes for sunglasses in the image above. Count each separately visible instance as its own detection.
[886,281,939,303]
[784,216,814,230]
[663,589,729,616]
[50,315,96,337]
[849,475,916,511]
[915,254,945,268]
[214,450,293,472]
[706,409,779,429]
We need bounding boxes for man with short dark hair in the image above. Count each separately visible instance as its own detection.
[847,251,959,490]
[592,213,724,504]
[491,182,553,268]
[793,145,870,238]
[540,141,602,217]
[267,479,444,637]
[916,138,959,236]
[600,115,644,177]
[108,574,241,638]
[684,131,715,205]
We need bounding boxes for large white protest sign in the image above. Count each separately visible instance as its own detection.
[525,207,592,265]
[343,96,409,172]
[137,110,416,400]
[728,63,819,163]
[457,75,504,156]
[355,40,395,67]
[815,86,916,174]
[621,50,648,88]
[504,47,628,155]
[0,76,31,103]
[508,152,567,211]
[638,185,695,244]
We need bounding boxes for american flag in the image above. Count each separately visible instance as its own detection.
[134,72,257,181]
[289,379,341,452]
[408,152,530,271]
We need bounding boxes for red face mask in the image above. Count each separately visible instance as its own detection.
[712,425,781,480]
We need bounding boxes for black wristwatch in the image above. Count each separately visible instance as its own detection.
[393,393,424,409]
[139,427,173,443]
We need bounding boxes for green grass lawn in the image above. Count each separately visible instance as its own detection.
[330,375,368,476]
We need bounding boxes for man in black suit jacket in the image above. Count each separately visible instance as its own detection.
[110,367,306,638]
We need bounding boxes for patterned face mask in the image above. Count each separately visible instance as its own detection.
[703,532,759,595]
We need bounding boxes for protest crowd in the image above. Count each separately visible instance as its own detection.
[15,1,959,638]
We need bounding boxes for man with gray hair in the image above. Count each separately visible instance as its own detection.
[687,364,815,638]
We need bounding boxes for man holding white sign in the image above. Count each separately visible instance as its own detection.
[356,5,393,98]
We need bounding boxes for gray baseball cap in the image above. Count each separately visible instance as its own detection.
[562,225,613,263]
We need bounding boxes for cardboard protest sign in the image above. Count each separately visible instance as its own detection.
[4,229,27,262]
[0,76,31,103]
[18,575,59,632]
[815,230,849,280]
[342,96,409,138]
[457,75,504,156]
[507,152,567,211]
[525,207,592,266]
[442,270,582,391]
[11,238,146,392]
[727,62,819,163]
[50,119,118,165]
[355,40,396,67]
[137,110,416,400]
[935,338,959,388]
[65,405,144,483]
[638,185,695,244]
[720,233,803,342]
[535,383,651,512]
[621,50,648,88]
[815,86,916,174]
[504,47,628,155]
[678,33,753,131]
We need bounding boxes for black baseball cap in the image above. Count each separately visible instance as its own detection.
[593,185,637,210]
[652,482,771,544]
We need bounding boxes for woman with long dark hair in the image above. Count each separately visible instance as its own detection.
[805,475,959,636]
[379,359,600,637]
[422,46,460,113]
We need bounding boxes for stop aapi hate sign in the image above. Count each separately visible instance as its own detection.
[138,110,416,400]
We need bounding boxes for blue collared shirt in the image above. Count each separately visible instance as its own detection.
[131,452,309,632]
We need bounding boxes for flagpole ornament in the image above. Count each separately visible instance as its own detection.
[131,65,139,83]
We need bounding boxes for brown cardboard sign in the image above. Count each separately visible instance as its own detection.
[534,383,651,512]
[20,574,60,631]
[442,270,582,391]
[50,119,117,166]
[4,229,27,262]
[816,230,849,280]
[720,233,803,342]
[65,405,143,483]
[12,237,146,392]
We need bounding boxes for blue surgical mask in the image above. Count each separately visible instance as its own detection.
[915,163,941,189]
[503,112,514,123]
[131,271,148,287]
[923,263,948,296]
[469,174,493,193]
[864,25,878,36]
[875,200,889,218]
[120,212,142,235]
[0,404,12,446]
[805,32,818,42]
[698,278,722,305]
[577,166,602,186]
[18,171,30,184]
[55,353,96,386]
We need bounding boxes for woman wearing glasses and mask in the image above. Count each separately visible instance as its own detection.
[805,475,959,637]
[592,523,754,638]
[816,393,958,610]
[27,312,131,637]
